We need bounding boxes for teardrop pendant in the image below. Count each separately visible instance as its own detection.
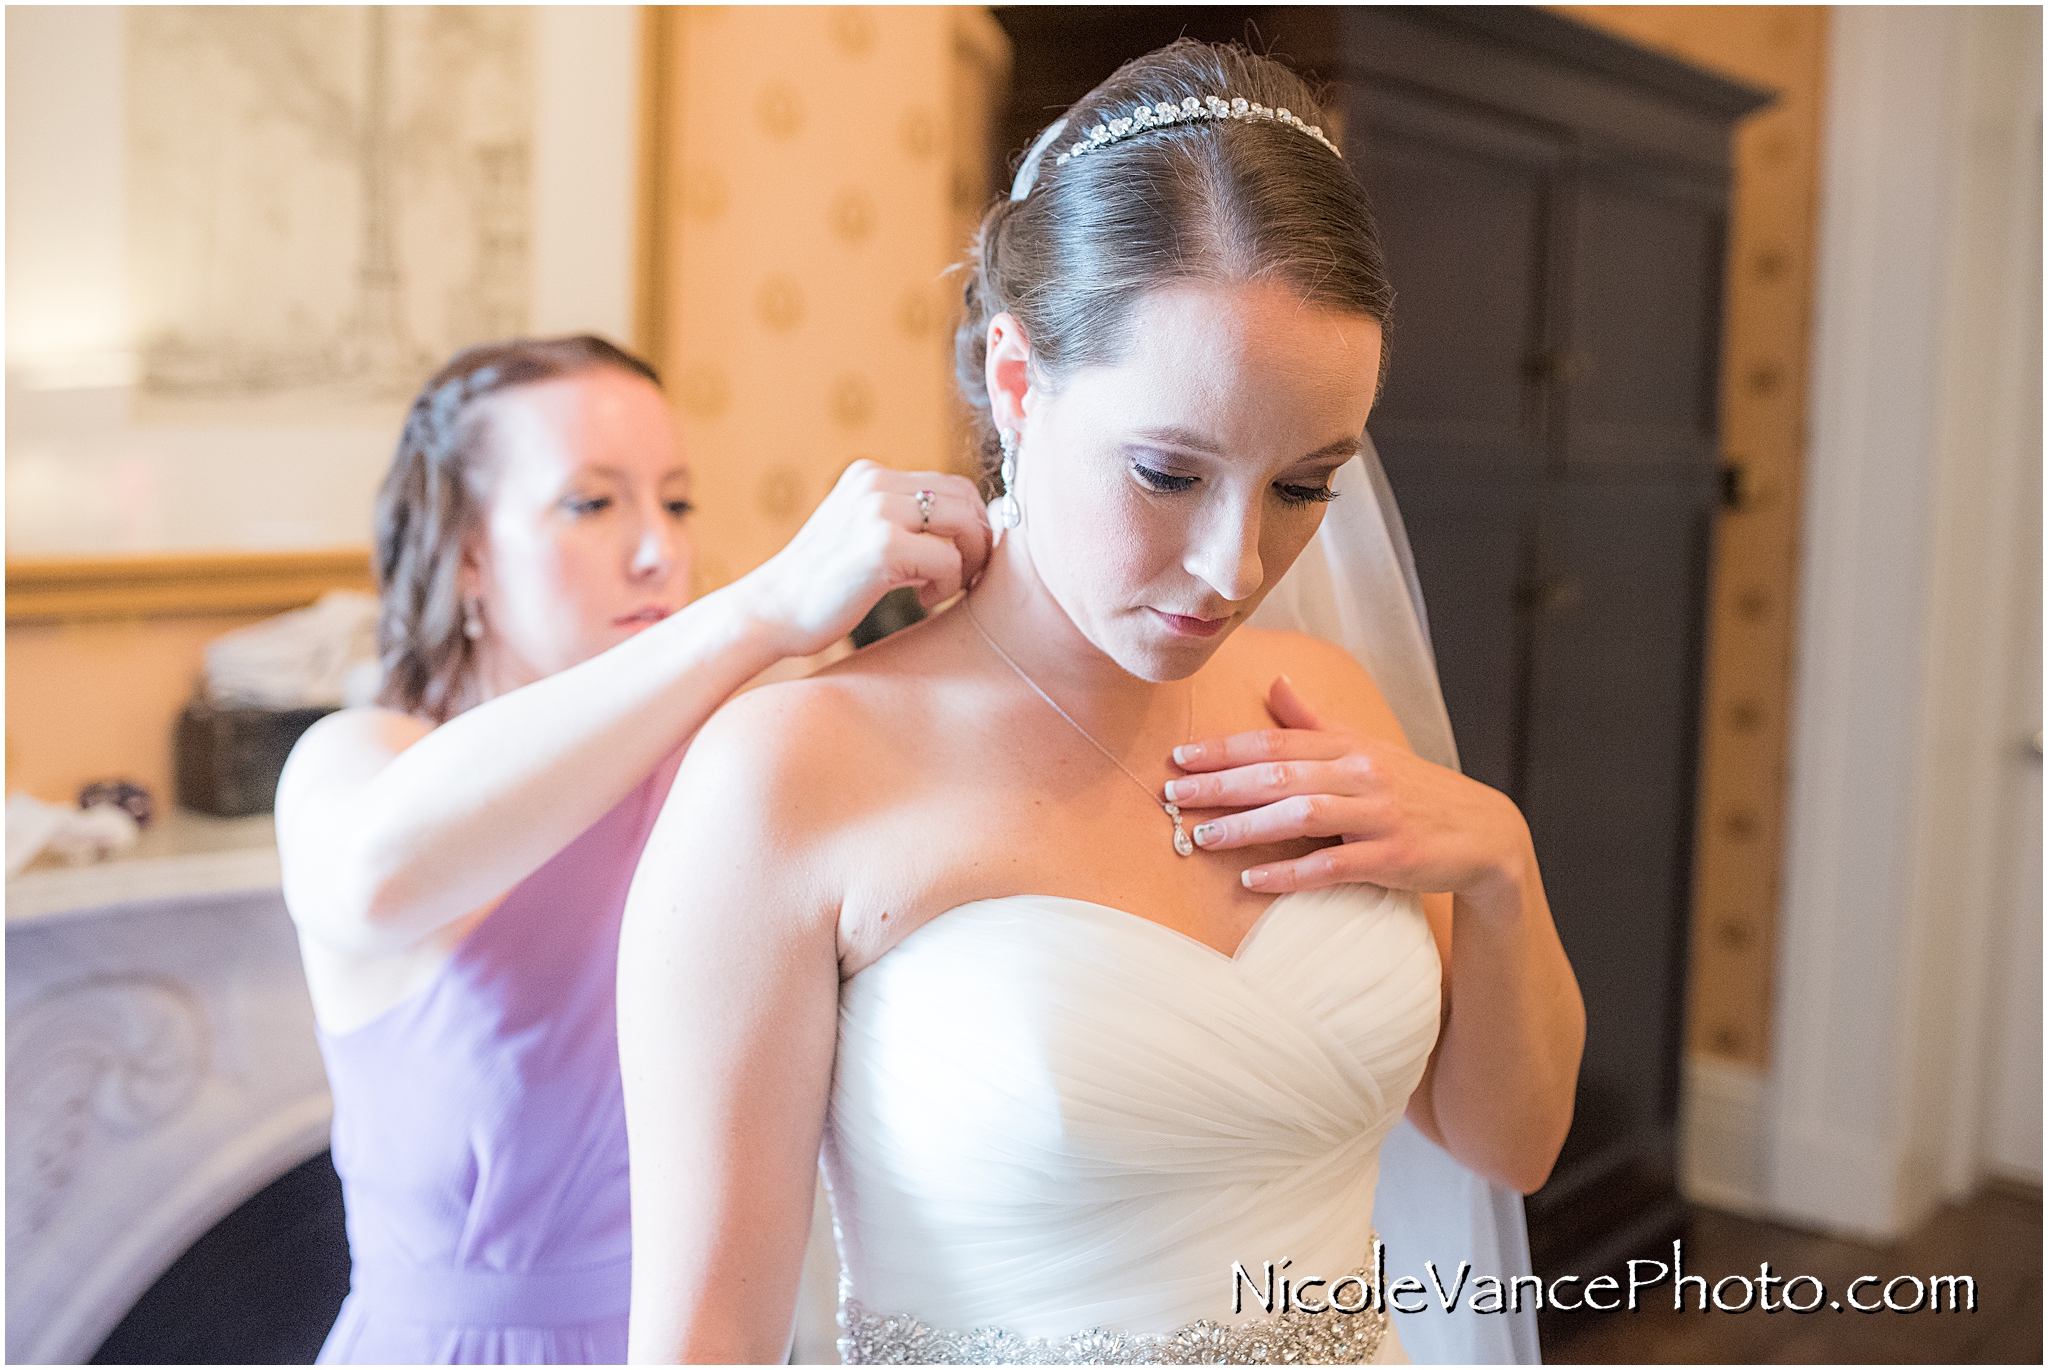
[1166,802,1194,857]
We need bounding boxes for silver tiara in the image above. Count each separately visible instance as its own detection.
[1054,95,1341,167]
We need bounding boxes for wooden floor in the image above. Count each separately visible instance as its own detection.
[1544,1181,2041,1364]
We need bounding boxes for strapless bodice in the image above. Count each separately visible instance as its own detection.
[822,884,1441,1360]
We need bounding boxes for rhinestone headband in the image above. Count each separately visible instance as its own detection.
[1055,94,1341,167]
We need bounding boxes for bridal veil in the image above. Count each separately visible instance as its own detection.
[1247,434,1543,1365]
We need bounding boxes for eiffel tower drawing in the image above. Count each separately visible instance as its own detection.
[133,8,527,404]
[332,6,433,395]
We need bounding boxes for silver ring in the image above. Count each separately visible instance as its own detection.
[916,489,935,533]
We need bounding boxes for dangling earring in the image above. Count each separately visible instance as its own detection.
[463,595,485,640]
[997,430,1022,530]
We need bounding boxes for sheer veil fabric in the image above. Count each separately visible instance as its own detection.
[1247,435,1542,1365]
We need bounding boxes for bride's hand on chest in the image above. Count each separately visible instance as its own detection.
[1161,672,1535,912]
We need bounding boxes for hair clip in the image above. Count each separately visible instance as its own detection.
[1010,118,1070,202]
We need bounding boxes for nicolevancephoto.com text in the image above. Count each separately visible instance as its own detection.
[1233,1241,1980,1318]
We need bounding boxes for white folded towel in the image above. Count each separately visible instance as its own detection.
[204,590,382,711]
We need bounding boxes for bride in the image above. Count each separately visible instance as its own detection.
[619,41,1583,1364]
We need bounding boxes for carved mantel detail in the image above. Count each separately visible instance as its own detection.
[7,975,211,1246]
[6,887,332,1364]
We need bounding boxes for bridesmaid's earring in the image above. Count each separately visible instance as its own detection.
[997,431,1022,530]
[463,595,485,640]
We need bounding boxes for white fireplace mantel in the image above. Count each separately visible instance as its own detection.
[6,814,333,1365]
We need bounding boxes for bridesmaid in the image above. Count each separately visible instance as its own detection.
[276,335,988,1363]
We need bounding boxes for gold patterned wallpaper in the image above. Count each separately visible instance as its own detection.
[637,6,1008,597]
[1557,6,1830,1071]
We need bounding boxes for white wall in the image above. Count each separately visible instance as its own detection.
[6,7,132,388]
[530,7,641,340]
[5,6,641,555]
[1767,4,2042,1240]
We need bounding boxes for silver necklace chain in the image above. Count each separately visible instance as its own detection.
[962,598,1196,857]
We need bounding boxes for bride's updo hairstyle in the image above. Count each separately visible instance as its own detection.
[956,40,1393,489]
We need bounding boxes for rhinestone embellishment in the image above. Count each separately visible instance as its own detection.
[1055,94,1342,168]
[839,1268,1390,1365]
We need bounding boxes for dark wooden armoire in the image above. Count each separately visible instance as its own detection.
[991,4,1769,1290]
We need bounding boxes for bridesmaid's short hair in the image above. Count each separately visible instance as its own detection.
[954,39,1393,493]
[372,335,660,724]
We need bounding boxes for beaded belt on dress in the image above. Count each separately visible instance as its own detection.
[837,1264,1390,1366]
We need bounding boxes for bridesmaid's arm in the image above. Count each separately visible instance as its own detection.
[278,463,987,957]
[618,683,847,1364]
[278,590,786,956]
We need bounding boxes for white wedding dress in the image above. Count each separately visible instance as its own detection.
[822,883,1440,1364]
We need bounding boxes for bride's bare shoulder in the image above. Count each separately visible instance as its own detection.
[664,616,954,842]
[1219,624,1375,692]
[683,674,893,798]
[635,677,880,922]
[1225,624,1357,671]
[1217,625,1410,749]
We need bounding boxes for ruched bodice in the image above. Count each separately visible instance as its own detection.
[823,884,1440,1361]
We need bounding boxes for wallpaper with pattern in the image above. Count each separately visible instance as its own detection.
[644,7,1006,597]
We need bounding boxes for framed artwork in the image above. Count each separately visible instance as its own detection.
[6,6,639,556]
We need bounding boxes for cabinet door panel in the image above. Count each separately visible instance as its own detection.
[1522,481,1712,1162]
[1565,174,1726,471]
[1350,88,1558,480]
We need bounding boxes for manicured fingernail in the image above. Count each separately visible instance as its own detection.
[1192,822,1220,846]
[1241,867,1269,889]
[1164,778,1192,802]
[1174,743,1202,765]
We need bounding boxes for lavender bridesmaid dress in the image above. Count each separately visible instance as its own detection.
[314,753,682,1364]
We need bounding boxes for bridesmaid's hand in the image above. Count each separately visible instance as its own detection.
[1163,675,1535,909]
[738,460,992,658]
